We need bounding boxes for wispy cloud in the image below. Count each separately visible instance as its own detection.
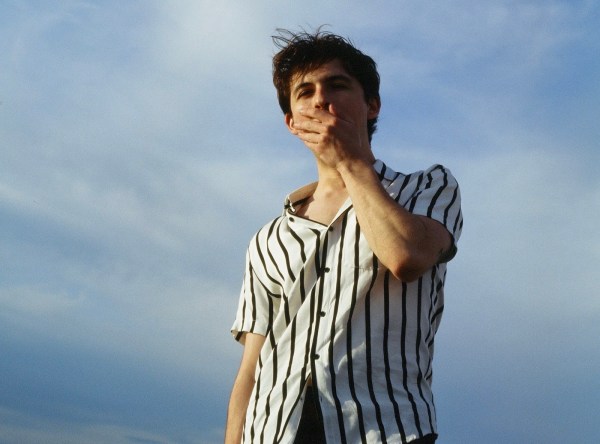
[1,1,598,443]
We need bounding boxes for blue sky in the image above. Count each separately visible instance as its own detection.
[1,1,599,443]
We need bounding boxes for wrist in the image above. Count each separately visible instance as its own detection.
[337,156,377,182]
[336,155,375,176]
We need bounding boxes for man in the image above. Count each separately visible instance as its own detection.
[226,29,463,444]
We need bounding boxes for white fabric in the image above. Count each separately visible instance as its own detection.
[232,160,463,444]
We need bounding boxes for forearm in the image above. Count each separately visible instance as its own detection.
[225,372,254,444]
[338,159,446,281]
[225,332,265,444]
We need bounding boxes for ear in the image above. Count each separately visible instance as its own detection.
[367,97,381,120]
[284,113,297,134]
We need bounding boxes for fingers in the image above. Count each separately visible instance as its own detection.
[290,113,327,140]
[291,119,319,134]
[299,104,347,121]
[291,120,321,141]
[297,107,328,122]
[290,106,354,153]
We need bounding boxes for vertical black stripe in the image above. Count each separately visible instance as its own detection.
[276,221,296,281]
[259,354,275,441]
[249,264,257,333]
[453,208,463,236]
[274,317,297,439]
[311,228,322,271]
[281,292,291,327]
[266,219,285,281]
[443,183,459,226]
[257,291,278,443]
[377,162,387,181]
[234,162,461,442]
[394,173,412,203]
[400,281,422,436]
[346,222,367,443]
[275,227,323,441]
[414,277,435,432]
[364,256,387,443]
[290,227,308,303]
[308,228,326,376]
[303,229,323,388]
[382,271,406,441]
[235,263,249,341]
[406,172,425,211]
[309,230,330,437]
[424,268,440,382]
[289,226,308,263]
[327,215,349,443]
[426,167,448,218]
[300,286,317,388]
[255,224,281,286]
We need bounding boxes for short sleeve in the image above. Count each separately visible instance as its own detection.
[230,246,278,343]
[405,164,463,256]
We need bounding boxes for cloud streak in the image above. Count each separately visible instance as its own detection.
[1,1,598,442]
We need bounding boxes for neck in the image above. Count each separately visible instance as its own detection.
[314,161,346,199]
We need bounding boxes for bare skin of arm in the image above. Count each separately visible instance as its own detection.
[225,332,266,444]
[337,160,451,281]
[286,62,451,281]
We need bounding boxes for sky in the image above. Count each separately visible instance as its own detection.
[1,1,599,443]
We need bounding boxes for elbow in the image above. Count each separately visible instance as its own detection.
[390,265,422,283]
[387,252,429,282]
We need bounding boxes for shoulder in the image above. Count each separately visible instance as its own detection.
[248,215,285,245]
[375,160,458,186]
[374,159,456,193]
[424,164,458,182]
[403,164,461,208]
[245,215,287,261]
[402,164,458,186]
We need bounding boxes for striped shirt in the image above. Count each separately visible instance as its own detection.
[232,160,463,444]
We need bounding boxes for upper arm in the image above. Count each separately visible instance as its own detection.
[237,332,266,377]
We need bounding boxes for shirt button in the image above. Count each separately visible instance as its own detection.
[289,217,295,222]
[328,226,334,232]
[320,311,326,317]
[313,353,320,360]
[323,267,330,273]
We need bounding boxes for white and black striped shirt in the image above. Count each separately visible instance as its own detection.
[232,160,463,443]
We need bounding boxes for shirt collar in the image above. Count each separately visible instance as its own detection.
[284,182,318,215]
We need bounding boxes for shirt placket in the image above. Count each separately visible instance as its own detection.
[310,220,342,392]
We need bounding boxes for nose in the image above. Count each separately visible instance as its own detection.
[313,86,330,109]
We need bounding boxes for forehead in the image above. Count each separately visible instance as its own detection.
[289,59,353,86]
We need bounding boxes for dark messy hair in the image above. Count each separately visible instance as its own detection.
[272,27,380,141]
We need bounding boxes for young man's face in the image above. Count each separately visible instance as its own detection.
[284,59,380,139]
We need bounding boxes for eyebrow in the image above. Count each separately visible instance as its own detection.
[292,74,353,96]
